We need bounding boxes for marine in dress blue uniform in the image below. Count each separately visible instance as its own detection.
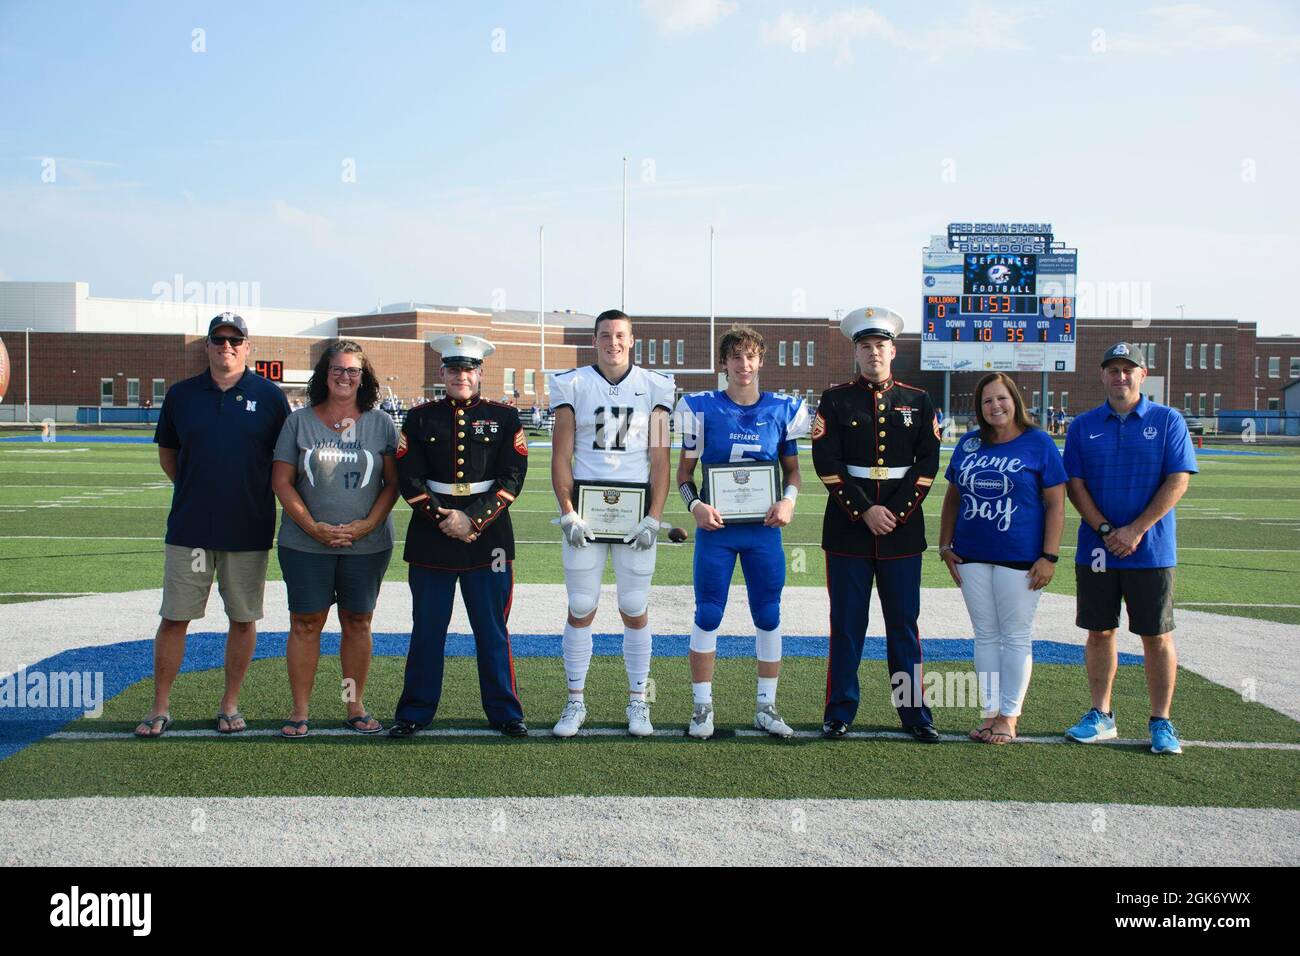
[389,334,529,737]
[812,307,942,741]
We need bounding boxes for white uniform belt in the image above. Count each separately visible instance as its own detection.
[427,479,494,496]
[847,465,910,480]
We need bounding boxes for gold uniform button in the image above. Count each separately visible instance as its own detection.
[878,458,885,464]
[851,420,858,426]
[879,430,886,437]
[458,432,465,438]
[458,444,465,451]
[456,471,464,478]
[878,416,885,423]
[878,404,885,411]
[852,511,859,516]
[457,458,465,465]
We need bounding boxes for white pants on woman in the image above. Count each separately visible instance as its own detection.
[958,562,1042,718]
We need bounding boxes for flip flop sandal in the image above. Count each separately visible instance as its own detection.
[969,726,994,742]
[988,731,1016,745]
[344,714,383,735]
[135,714,172,738]
[280,719,310,739]
[216,711,247,734]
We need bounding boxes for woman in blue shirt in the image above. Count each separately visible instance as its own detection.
[937,373,1066,744]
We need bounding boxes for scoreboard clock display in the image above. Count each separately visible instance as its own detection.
[921,225,1077,372]
[254,360,284,382]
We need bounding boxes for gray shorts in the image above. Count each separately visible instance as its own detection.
[160,545,270,622]
[278,546,392,614]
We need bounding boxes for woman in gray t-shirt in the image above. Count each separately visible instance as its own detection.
[271,341,399,737]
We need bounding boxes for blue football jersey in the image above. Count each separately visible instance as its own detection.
[674,390,811,464]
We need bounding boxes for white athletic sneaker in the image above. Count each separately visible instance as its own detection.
[552,699,588,738]
[754,704,794,738]
[688,703,715,739]
[626,698,654,737]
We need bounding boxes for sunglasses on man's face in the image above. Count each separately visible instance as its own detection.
[209,335,246,348]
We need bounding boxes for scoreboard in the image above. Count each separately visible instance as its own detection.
[921,224,1077,372]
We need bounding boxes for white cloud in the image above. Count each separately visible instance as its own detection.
[759,3,1035,63]
[643,0,738,35]
[1104,4,1300,57]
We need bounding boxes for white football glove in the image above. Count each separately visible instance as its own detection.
[623,514,661,551]
[558,510,595,548]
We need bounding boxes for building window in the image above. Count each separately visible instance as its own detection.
[1291,357,1300,379]
[1060,391,1069,412]
[806,341,815,367]
[663,340,670,365]
[524,369,535,395]
[1185,343,1192,369]
[1032,391,1040,412]
[1198,393,1206,416]
[503,368,515,395]
[1199,344,1207,369]
[676,339,684,365]
[1269,398,1281,411]
[127,378,140,407]
[100,378,114,407]
[793,341,801,366]
[1213,393,1221,415]
[779,341,787,366]
[635,340,642,364]
[1256,356,1260,378]
[152,379,165,405]
[1183,393,1192,413]
[649,340,656,364]
[1214,344,1222,369]
[1270,356,1280,378]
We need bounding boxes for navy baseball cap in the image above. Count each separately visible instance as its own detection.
[208,312,248,337]
[1100,342,1146,369]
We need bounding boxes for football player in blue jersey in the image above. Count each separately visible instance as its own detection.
[673,326,812,739]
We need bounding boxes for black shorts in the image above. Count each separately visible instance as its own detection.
[1075,564,1176,636]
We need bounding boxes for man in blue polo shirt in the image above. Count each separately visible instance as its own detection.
[134,313,290,737]
[1062,342,1197,754]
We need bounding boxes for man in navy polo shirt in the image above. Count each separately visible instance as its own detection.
[1062,342,1197,755]
[134,313,291,737]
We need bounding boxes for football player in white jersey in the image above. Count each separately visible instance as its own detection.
[549,310,675,737]
[674,326,810,739]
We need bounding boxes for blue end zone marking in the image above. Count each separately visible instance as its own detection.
[0,634,1140,761]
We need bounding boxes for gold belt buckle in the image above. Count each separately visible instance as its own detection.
[453,482,472,496]
[867,466,891,480]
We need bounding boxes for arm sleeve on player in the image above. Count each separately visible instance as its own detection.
[652,372,676,413]
[548,371,573,413]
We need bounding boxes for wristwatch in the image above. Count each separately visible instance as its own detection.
[1041,552,1059,564]
[1097,522,1114,537]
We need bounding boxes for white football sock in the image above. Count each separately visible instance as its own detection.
[623,625,652,697]
[562,622,593,694]
[757,676,778,707]
[692,681,713,706]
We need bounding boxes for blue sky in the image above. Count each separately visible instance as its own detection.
[1,0,1298,333]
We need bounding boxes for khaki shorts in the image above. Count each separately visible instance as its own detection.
[160,545,270,622]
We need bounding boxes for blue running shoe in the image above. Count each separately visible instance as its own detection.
[1065,708,1117,743]
[1150,718,1183,755]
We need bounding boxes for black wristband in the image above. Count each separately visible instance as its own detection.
[679,480,700,511]
[1041,552,1059,564]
